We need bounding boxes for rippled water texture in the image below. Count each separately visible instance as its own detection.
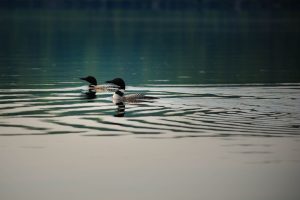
[1,83,299,137]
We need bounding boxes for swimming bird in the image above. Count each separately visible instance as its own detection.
[105,78,158,103]
[80,76,117,93]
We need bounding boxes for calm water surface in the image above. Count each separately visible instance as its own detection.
[0,11,300,200]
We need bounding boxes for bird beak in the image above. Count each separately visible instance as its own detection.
[80,77,87,81]
[105,80,112,83]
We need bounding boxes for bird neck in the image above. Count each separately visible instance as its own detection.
[115,89,124,96]
[113,89,125,100]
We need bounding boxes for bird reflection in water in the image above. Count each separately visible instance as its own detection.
[84,87,97,99]
[113,99,126,117]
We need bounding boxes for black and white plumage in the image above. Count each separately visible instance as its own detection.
[105,78,158,103]
[80,76,118,93]
[80,76,97,86]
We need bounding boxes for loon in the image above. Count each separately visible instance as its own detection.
[80,76,117,93]
[105,78,158,103]
[80,76,118,99]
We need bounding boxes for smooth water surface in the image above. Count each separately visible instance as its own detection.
[1,10,300,200]
[1,11,299,86]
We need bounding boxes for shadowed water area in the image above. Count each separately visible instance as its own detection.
[1,10,300,200]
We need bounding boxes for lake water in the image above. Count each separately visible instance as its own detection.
[0,10,300,200]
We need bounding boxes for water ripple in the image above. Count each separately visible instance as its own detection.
[0,84,299,137]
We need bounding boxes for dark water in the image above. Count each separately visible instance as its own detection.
[1,10,300,200]
[0,11,299,87]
